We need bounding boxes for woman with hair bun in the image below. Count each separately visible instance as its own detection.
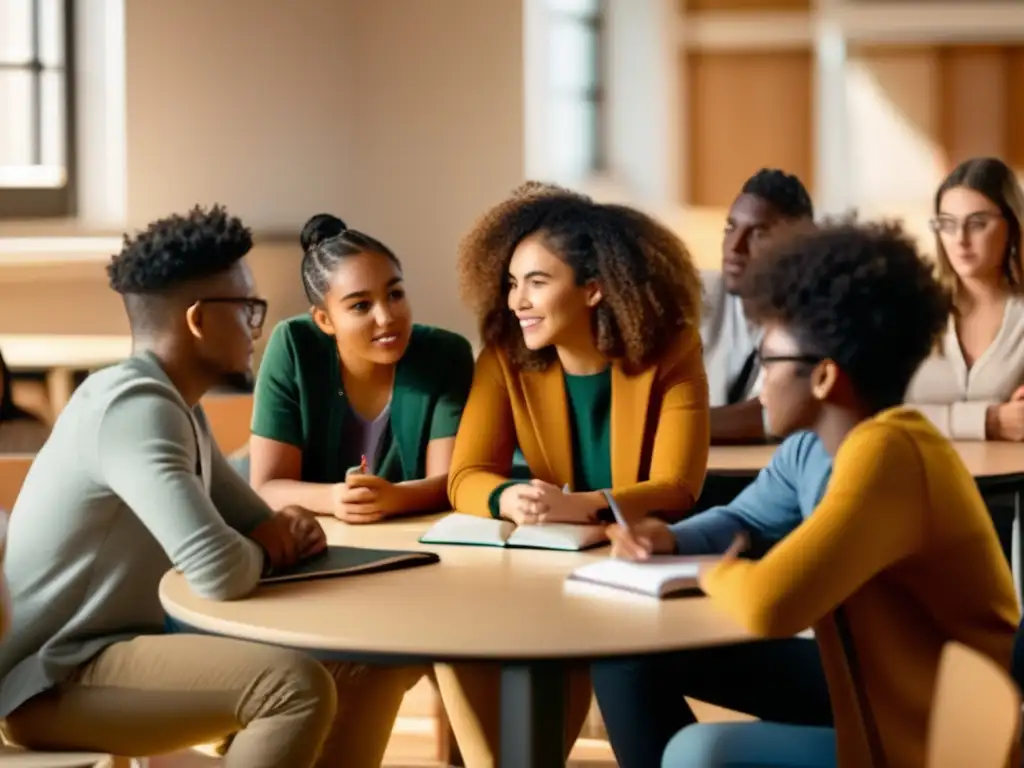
[249,212,475,766]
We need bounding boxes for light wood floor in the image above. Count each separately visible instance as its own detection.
[146,678,749,768]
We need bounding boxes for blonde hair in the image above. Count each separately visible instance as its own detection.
[933,157,1024,300]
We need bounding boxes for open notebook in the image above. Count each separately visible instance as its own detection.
[260,545,440,585]
[566,555,719,598]
[419,512,608,552]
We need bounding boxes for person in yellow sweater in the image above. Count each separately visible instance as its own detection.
[644,221,1020,767]
[440,182,710,767]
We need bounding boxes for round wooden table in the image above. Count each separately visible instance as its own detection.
[160,515,749,768]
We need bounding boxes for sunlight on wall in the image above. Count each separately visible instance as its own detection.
[845,54,945,213]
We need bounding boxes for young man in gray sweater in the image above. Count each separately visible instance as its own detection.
[0,206,337,767]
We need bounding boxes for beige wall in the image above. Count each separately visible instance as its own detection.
[0,0,524,346]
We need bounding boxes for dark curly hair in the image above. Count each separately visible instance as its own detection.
[108,204,253,295]
[741,221,952,412]
[298,213,400,307]
[742,168,814,220]
[458,182,702,372]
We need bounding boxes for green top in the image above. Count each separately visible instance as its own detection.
[488,368,613,516]
[252,315,475,484]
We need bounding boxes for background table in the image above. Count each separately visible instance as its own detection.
[161,515,749,768]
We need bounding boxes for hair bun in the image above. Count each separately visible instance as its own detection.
[300,213,348,253]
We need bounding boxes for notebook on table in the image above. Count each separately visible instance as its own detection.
[260,545,440,585]
[419,512,608,552]
[566,555,719,598]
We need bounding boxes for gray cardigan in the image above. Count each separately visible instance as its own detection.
[0,352,270,717]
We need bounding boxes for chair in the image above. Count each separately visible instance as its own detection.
[198,394,253,456]
[0,456,34,513]
[927,641,1021,768]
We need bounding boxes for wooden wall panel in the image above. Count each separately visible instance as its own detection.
[1003,48,1024,175]
[681,0,811,11]
[939,46,1009,168]
[684,50,813,207]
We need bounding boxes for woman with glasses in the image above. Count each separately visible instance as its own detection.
[906,157,1024,443]
[248,213,474,768]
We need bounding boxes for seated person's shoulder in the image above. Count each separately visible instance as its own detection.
[87,360,194,435]
[267,313,326,353]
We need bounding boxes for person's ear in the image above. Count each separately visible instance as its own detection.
[810,360,838,401]
[585,280,603,309]
[310,306,335,336]
[185,302,204,341]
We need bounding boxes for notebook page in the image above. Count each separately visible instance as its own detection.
[507,522,607,551]
[569,555,716,596]
[419,513,514,546]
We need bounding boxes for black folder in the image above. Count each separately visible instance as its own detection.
[260,545,440,585]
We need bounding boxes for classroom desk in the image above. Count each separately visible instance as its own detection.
[160,515,750,768]
[707,441,1024,598]
[0,334,132,417]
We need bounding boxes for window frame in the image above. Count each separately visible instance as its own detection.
[0,0,77,219]
[547,0,607,176]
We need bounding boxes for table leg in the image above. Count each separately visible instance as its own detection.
[499,661,566,768]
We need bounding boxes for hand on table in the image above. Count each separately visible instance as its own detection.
[607,518,678,560]
[988,399,1024,442]
[331,474,404,524]
[250,505,325,570]
[498,481,598,526]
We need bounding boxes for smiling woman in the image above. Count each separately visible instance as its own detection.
[436,181,710,768]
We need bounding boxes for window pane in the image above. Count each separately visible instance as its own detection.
[0,70,33,165]
[548,0,600,16]
[0,0,33,65]
[548,98,598,179]
[39,0,63,67]
[549,18,598,94]
[40,69,63,166]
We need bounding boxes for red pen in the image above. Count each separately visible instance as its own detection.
[359,454,369,474]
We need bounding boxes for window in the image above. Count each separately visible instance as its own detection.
[0,0,75,218]
[547,0,605,180]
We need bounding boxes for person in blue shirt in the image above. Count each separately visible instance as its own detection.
[590,430,834,768]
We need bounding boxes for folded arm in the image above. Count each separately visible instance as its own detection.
[98,386,265,601]
[910,401,993,441]
[700,424,924,637]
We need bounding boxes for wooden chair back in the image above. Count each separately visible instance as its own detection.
[199,394,253,456]
[0,455,34,513]
[927,640,1021,768]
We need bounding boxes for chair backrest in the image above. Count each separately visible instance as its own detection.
[927,640,1021,768]
[199,394,253,456]
[0,455,34,514]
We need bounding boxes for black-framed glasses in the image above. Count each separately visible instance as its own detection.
[756,348,823,367]
[197,297,269,330]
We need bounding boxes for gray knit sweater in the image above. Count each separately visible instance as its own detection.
[0,352,270,717]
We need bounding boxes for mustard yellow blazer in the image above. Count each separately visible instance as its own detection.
[448,328,711,520]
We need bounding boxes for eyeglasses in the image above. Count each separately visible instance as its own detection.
[929,212,1003,238]
[756,349,823,367]
[197,297,269,330]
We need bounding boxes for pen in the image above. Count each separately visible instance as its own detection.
[600,489,629,530]
[360,454,369,474]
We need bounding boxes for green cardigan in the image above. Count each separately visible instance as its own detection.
[251,315,475,484]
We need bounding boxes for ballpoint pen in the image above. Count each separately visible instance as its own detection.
[600,488,630,530]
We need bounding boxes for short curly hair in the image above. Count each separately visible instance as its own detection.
[741,221,952,411]
[107,205,253,295]
[742,168,814,220]
[458,182,702,373]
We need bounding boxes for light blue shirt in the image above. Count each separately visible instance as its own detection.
[672,431,832,554]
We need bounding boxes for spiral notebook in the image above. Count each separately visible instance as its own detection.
[260,545,440,584]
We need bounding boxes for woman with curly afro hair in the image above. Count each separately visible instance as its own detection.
[659,221,1017,768]
[434,183,710,767]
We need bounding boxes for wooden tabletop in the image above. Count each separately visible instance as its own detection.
[0,335,131,370]
[709,441,1024,480]
[160,515,750,661]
